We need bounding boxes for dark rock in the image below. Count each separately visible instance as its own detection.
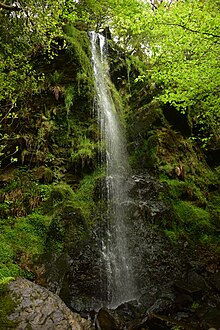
[96,308,118,330]
[174,270,208,296]
[139,289,160,309]
[116,300,142,319]
[35,252,71,294]
[198,305,220,329]
[36,174,187,312]
[146,298,174,315]
[174,293,193,310]
[176,311,191,319]
[210,272,220,292]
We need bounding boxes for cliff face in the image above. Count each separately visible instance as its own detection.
[0,27,220,329]
[0,26,101,280]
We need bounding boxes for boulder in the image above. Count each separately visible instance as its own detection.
[96,308,117,330]
[6,278,94,329]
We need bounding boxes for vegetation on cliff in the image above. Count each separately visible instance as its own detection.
[0,0,220,284]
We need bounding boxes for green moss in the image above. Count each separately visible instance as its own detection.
[0,264,21,281]
[173,201,210,229]
[43,169,104,251]
[169,200,218,245]
[0,212,53,280]
[0,279,17,328]
[145,135,159,167]
[64,25,94,97]
[45,168,104,220]
[164,228,183,245]
[162,179,187,199]
[160,170,220,248]
[129,134,159,170]
[160,177,207,206]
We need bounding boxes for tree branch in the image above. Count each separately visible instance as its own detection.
[0,2,21,11]
[166,22,220,39]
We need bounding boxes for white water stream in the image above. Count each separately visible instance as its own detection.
[89,32,137,307]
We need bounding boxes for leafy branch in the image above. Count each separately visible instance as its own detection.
[163,22,220,39]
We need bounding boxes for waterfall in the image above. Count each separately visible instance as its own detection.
[89,32,137,307]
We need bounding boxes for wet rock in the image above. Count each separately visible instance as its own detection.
[139,289,160,310]
[116,300,143,320]
[96,308,117,330]
[146,298,174,315]
[175,311,191,320]
[7,277,94,329]
[210,272,220,292]
[174,270,208,296]
[35,173,187,311]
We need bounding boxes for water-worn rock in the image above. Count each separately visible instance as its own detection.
[96,308,117,330]
[7,278,94,329]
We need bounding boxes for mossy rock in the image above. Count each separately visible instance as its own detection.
[0,278,17,329]
[129,133,159,170]
[46,203,88,252]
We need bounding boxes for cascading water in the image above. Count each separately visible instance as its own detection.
[89,32,137,307]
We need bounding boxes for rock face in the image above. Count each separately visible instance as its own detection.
[31,173,220,330]
[7,278,94,330]
[43,174,187,311]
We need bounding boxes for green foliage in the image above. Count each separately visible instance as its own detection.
[64,26,94,96]
[45,168,104,220]
[64,85,75,114]
[143,1,219,145]
[70,135,97,167]
[42,169,104,251]
[0,213,51,280]
[0,0,74,104]
[191,301,200,310]
[173,201,211,233]
[150,1,220,110]
[50,71,63,86]
[74,0,111,30]
[0,169,44,217]
[164,228,182,245]
[129,134,158,170]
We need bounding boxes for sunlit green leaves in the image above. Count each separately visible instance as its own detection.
[148,0,220,138]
